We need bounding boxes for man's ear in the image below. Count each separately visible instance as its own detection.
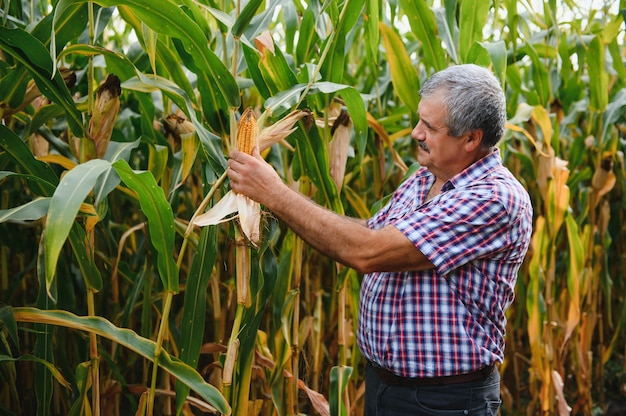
[464,129,483,152]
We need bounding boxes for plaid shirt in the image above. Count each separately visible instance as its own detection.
[358,149,532,378]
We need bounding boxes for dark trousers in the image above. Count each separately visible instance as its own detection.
[364,363,502,415]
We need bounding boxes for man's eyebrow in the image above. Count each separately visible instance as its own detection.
[420,117,441,131]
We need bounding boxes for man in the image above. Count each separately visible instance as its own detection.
[227,64,533,415]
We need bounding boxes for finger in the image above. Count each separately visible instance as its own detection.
[228,149,241,161]
[227,151,245,170]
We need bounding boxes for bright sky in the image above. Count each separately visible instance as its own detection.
[525,0,621,21]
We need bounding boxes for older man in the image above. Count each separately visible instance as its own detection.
[227,64,533,415]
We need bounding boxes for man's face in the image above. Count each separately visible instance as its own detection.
[411,94,464,177]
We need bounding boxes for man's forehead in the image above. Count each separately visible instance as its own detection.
[418,95,445,117]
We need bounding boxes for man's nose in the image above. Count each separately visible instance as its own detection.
[411,121,424,140]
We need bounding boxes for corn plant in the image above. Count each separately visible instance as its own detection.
[1,1,625,415]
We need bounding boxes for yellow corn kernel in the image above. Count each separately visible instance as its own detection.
[237,107,258,155]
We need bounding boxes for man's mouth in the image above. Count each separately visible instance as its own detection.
[418,141,429,152]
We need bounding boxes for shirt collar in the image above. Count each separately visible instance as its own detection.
[442,148,502,191]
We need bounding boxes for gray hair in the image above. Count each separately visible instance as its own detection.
[420,64,506,148]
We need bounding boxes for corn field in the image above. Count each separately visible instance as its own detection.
[0,0,625,415]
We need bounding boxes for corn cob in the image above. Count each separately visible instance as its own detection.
[164,109,194,152]
[89,74,121,159]
[329,108,352,192]
[237,107,258,155]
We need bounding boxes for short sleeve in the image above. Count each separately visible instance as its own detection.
[392,189,511,276]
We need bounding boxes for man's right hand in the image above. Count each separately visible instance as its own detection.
[227,147,284,209]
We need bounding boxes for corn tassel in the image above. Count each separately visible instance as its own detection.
[237,107,258,155]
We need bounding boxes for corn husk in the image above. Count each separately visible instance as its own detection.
[328,108,352,192]
[163,109,194,153]
[88,74,121,159]
[192,108,309,246]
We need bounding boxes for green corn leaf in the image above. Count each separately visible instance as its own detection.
[264,84,307,114]
[43,159,111,297]
[563,214,584,345]
[232,0,264,37]
[320,0,365,83]
[0,67,28,109]
[379,23,420,116]
[398,0,447,71]
[32,0,91,95]
[58,0,240,108]
[122,72,227,174]
[365,0,380,60]
[329,365,353,416]
[434,8,458,63]
[147,144,169,186]
[466,42,492,68]
[69,222,103,292]
[94,139,141,207]
[458,0,490,63]
[34,251,56,415]
[320,33,344,85]
[242,42,272,99]
[602,88,626,143]
[0,27,84,138]
[587,35,608,112]
[336,0,365,36]
[308,82,367,161]
[0,197,50,222]
[180,131,200,187]
[112,159,179,292]
[29,104,67,136]
[196,72,230,137]
[13,307,230,415]
[0,354,71,390]
[0,126,58,188]
[33,1,88,51]
[0,171,56,200]
[155,37,196,101]
[67,362,91,416]
[295,5,318,64]
[526,216,547,375]
[292,125,344,214]
[482,40,508,85]
[257,38,299,96]
[175,226,218,415]
[524,43,551,106]
[0,306,19,350]
[142,21,158,75]
[58,44,134,77]
[608,39,626,81]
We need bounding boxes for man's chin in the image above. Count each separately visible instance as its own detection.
[416,151,430,165]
